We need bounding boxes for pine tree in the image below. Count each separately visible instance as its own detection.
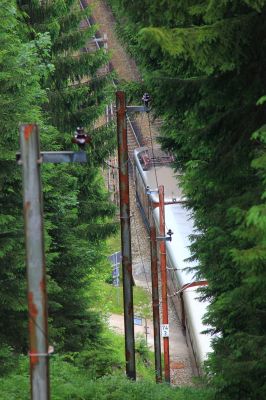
[18,0,111,132]
[0,0,54,352]
[108,1,266,398]
[0,0,117,355]
[15,0,117,351]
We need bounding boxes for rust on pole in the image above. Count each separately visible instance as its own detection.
[20,124,50,400]
[116,91,136,380]
[159,185,170,383]
[150,222,162,382]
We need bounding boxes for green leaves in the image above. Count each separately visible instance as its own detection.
[0,0,116,355]
[108,0,266,398]
[256,95,266,105]
[244,0,266,12]
[140,13,256,74]
[0,354,213,400]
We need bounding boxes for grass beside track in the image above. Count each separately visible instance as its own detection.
[95,280,152,319]
[0,355,213,400]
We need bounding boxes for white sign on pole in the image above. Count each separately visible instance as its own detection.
[161,324,169,338]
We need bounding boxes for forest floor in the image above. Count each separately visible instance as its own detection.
[86,0,195,385]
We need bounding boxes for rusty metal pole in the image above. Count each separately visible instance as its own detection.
[150,222,162,383]
[116,91,136,380]
[20,124,50,400]
[159,185,170,383]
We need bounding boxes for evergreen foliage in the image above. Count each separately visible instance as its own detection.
[0,0,50,351]
[0,354,212,400]
[108,1,266,398]
[0,0,116,357]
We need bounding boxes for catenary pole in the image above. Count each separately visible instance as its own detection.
[116,91,136,380]
[20,124,50,400]
[159,185,170,383]
[150,221,162,382]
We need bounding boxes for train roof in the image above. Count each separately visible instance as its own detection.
[153,202,198,285]
[135,147,201,285]
[134,147,213,365]
[162,204,212,362]
[134,147,184,203]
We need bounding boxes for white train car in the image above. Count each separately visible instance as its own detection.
[134,147,212,374]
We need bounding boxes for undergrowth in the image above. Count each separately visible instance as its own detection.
[94,280,152,319]
[0,355,213,400]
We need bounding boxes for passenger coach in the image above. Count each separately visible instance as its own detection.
[134,147,212,374]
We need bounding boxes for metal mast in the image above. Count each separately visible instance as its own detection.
[116,91,136,380]
[150,219,162,382]
[159,185,170,383]
[20,124,50,400]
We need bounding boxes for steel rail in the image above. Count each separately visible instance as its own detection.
[79,0,101,50]
[79,0,141,150]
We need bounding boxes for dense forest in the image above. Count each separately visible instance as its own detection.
[1,0,266,399]
[0,0,118,354]
[0,0,120,395]
[0,1,209,399]
[107,1,266,399]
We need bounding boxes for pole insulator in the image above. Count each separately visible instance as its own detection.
[142,92,151,108]
[72,127,92,149]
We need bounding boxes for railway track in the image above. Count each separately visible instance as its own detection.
[80,0,141,173]
[79,0,194,385]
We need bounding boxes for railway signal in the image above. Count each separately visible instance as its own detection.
[142,92,151,109]
[71,127,92,149]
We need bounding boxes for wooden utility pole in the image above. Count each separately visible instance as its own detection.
[150,222,162,382]
[116,90,136,380]
[159,185,170,383]
[20,124,50,400]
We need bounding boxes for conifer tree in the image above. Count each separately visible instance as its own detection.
[15,0,117,351]
[0,0,54,352]
[0,0,116,355]
[108,1,266,398]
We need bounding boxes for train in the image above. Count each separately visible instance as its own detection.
[134,146,212,374]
